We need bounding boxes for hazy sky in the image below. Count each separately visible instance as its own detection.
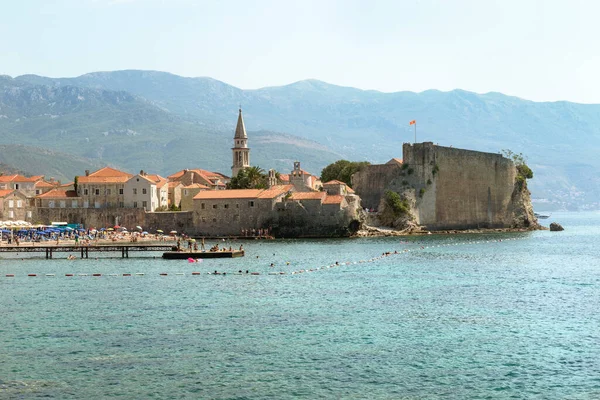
[2,0,598,103]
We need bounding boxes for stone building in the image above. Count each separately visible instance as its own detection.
[289,162,322,192]
[76,167,132,208]
[168,169,228,190]
[231,108,250,178]
[168,181,184,208]
[352,142,535,230]
[192,185,293,235]
[0,174,44,197]
[0,189,33,222]
[180,183,209,211]
[123,172,168,211]
[35,189,81,209]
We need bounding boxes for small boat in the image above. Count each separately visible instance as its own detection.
[534,212,551,219]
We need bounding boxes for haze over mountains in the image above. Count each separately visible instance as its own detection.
[1,70,599,209]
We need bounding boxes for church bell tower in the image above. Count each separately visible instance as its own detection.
[231,108,250,177]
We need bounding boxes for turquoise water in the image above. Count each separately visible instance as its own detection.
[2,212,600,399]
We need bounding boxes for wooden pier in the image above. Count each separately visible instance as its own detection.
[162,250,244,259]
[0,243,177,259]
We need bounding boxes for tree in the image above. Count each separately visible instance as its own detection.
[320,160,371,188]
[501,149,534,188]
[227,166,268,189]
[73,176,79,194]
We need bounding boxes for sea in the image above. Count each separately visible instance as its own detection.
[1,211,599,399]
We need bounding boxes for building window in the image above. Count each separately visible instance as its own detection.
[212,204,217,209]
[15,184,19,190]
[224,204,229,209]
[133,201,138,208]
[26,211,32,218]
[95,189,100,195]
[16,200,22,208]
[184,189,188,196]
[8,210,14,218]
[249,201,254,207]
[48,201,55,208]
[142,201,147,209]
[94,201,100,208]
[133,188,137,195]
[36,189,41,195]
[236,204,239,208]
[142,188,147,195]
[119,202,124,208]
[201,203,205,209]
[119,188,123,195]
[106,189,111,195]
[8,200,14,208]
[83,201,89,208]
[84,189,88,195]
[60,200,66,208]
[72,200,78,208]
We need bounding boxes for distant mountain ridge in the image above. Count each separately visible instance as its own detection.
[4,70,600,209]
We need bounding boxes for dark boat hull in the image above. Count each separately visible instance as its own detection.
[162,250,244,259]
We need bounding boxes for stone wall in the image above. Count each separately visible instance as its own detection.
[353,142,521,231]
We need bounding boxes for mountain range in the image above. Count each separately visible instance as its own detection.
[2,70,600,210]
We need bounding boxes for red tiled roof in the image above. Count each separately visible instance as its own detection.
[0,189,15,197]
[144,174,168,189]
[323,180,346,185]
[78,167,132,183]
[35,180,57,188]
[323,195,344,204]
[0,174,43,183]
[279,173,290,182]
[257,185,293,199]
[387,158,403,165]
[290,192,326,201]
[183,183,209,189]
[78,176,131,183]
[37,189,79,199]
[89,167,131,177]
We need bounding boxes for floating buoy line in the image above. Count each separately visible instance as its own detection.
[1,236,527,279]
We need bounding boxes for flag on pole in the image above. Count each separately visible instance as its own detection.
[409,120,416,125]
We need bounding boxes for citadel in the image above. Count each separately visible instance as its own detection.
[0,110,536,236]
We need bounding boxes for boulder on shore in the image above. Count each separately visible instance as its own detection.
[549,222,564,231]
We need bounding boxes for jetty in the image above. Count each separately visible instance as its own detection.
[0,243,176,259]
[162,250,244,259]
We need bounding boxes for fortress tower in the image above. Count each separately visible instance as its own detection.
[231,108,250,177]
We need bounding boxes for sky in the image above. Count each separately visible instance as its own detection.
[2,0,599,103]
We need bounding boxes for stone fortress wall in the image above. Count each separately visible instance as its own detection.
[353,142,518,230]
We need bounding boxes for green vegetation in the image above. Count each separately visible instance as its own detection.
[320,160,371,188]
[502,149,534,189]
[427,178,432,185]
[228,166,269,189]
[407,168,414,175]
[432,164,439,176]
[419,188,426,198]
[384,190,410,217]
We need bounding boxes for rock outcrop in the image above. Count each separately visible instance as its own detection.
[549,222,564,231]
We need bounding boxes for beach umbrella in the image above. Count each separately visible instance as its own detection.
[136,226,143,230]
[156,230,164,233]
[170,230,177,234]
[65,227,74,231]
[142,231,148,235]
[107,228,114,231]
[114,225,120,229]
